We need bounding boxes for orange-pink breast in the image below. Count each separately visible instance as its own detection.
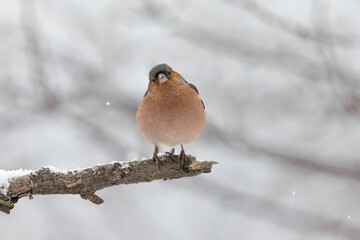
[136,85,206,146]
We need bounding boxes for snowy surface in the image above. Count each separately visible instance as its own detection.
[0,169,32,195]
[1,0,360,240]
[43,160,139,174]
[44,166,69,174]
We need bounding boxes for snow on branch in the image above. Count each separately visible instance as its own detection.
[0,154,217,214]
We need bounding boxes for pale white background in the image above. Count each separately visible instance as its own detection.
[1,0,360,239]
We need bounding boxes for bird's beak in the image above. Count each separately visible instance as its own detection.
[158,73,168,83]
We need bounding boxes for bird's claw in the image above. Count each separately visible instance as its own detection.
[152,153,163,169]
[178,150,189,172]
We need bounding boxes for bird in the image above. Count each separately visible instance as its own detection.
[136,63,206,168]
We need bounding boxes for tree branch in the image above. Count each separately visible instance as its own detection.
[0,154,217,214]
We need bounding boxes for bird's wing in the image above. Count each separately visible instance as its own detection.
[187,83,199,95]
[180,75,198,94]
[200,99,205,109]
[181,75,205,109]
[186,82,205,109]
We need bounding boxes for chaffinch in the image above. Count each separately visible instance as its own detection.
[136,63,206,167]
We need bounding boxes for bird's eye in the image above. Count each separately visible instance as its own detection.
[167,71,171,75]
[152,79,156,83]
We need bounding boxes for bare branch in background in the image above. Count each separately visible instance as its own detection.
[224,0,359,48]
[182,179,360,240]
[311,0,360,114]
[204,121,360,182]
[140,3,360,93]
[67,111,128,159]
[20,0,58,110]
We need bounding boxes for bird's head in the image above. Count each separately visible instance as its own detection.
[147,64,183,93]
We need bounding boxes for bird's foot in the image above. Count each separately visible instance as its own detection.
[165,148,175,156]
[152,152,163,168]
[178,147,189,172]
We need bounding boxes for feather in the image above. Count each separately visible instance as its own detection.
[188,83,199,95]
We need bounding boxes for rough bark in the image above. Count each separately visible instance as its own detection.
[0,154,217,214]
